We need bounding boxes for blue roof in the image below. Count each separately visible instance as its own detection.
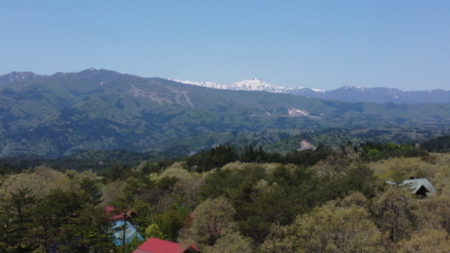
[111,220,144,246]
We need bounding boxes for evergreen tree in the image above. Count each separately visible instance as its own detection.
[0,188,38,253]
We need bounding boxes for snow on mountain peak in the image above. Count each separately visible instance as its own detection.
[167,78,228,89]
[229,78,277,91]
[167,77,320,94]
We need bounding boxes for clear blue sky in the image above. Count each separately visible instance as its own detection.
[1,1,449,90]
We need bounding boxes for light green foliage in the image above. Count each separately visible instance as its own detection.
[3,130,450,252]
[157,163,192,180]
[419,195,450,234]
[180,197,237,248]
[385,142,399,150]
[370,156,440,183]
[434,164,450,195]
[172,174,205,211]
[368,148,380,156]
[372,187,419,244]
[202,232,253,253]
[401,143,413,150]
[260,203,385,253]
[332,191,371,210]
[145,224,166,240]
[100,180,126,207]
[0,166,71,199]
[396,229,450,253]
[221,161,245,171]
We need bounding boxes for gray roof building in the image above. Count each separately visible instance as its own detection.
[386,178,436,197]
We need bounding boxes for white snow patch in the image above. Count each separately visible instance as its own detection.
[167,78,325,94]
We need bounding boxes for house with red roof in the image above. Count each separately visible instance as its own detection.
[133,237,199,253]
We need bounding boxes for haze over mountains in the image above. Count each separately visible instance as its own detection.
[1,69,450,158]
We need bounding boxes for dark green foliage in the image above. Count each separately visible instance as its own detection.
[80,177,103,205]
[0,149,172,172]
[64,205,115,253]
[0,126,446,172]
[0,188,38,253]
[359,141,429,161]
[0,163,21,176]
[121,176,158,205]
[420,135,450,152]
[241,145,269,163]
[0,162,126,252]
[186,139,428,173]
[186,145,239,172]
[156,176,179,191]
[143,161,172,174]
[156,208,189,242]
[33,190,89,252]
[341,163,377,197]
[0,187,115,253]
[283,148,335,166]
[99,164,138,182]
[198,163,375,244]
[239,144,335,167]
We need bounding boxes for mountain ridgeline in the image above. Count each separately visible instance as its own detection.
[1,69,450,158]
[175,78,450,104]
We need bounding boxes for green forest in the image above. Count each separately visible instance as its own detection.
[2,137,450,253]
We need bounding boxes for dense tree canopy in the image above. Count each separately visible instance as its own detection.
[0,141,448,252]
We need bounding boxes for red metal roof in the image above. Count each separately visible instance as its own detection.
[105,206,137,220]
[133,237,198,253]
[132,249,152,253]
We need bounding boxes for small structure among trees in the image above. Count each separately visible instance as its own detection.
[386,178,436,197]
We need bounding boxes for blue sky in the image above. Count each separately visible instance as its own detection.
[1,1,449,90]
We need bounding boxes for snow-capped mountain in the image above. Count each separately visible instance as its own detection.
[167,78,228,90]
[228,78,289,92]
[168,77,450,104]
[169,77,325,94]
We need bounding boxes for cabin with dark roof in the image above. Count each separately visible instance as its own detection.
[386,178,436,197]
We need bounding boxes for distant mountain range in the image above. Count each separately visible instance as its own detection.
[0,71,44,84]
[171,78,450,104]
[1,69,450,158]
[3,71,450,104]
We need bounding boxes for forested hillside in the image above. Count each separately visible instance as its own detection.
[2,140,450,252]
[2,69,450,158]
[0,126,447,172]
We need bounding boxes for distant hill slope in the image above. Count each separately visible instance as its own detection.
[1,69,450,157]
[292,86,450,104]
[0,71,45,84]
